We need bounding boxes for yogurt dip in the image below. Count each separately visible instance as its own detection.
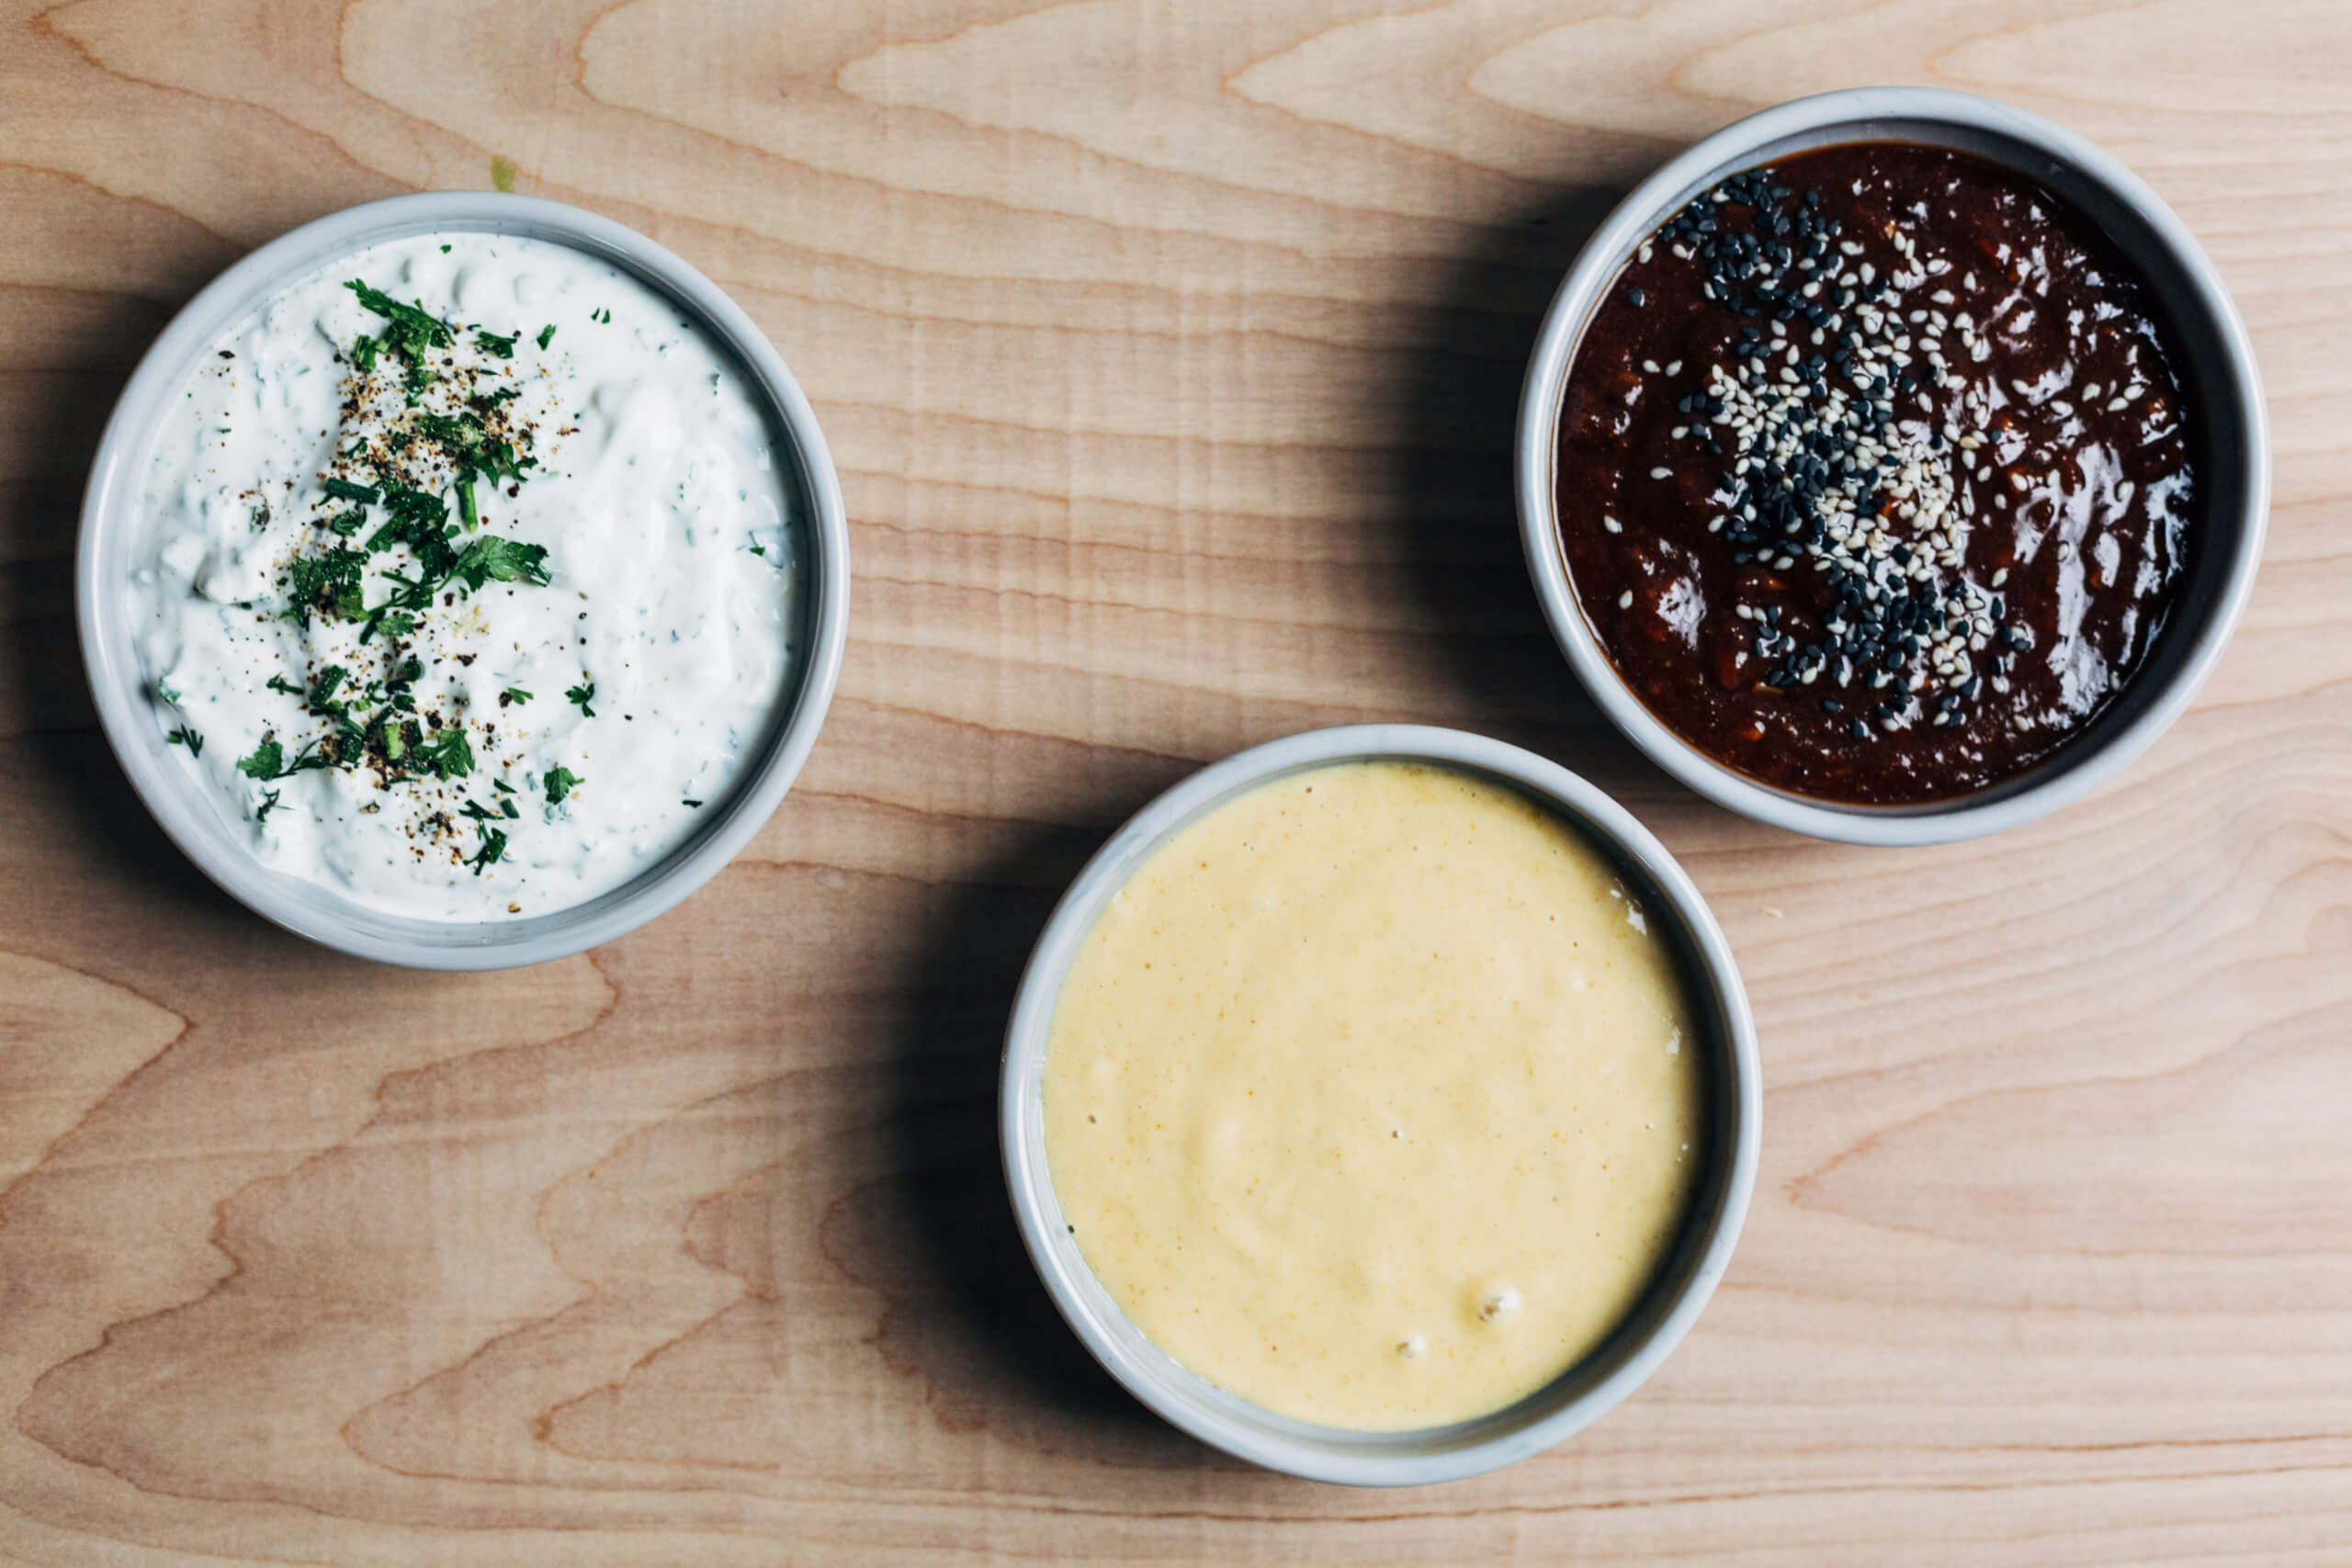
[130,233,802,920]
[1042,761,1707,1431]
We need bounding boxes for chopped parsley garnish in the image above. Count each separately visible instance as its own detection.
[592,307,611,324]
[234,736,339,780]
[156,682,200,754]
[565,681,596,717]
[450,535,551,592]
[344,279,454,361]
[683,798,703,808]
[465,827,507,875]
[228,291,580,870]
[413,726,474,780]
[283,547,368,627]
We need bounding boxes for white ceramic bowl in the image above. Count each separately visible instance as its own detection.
[1516,87,2268,845]
[999,725,1760,1485]
[76,192,849,968]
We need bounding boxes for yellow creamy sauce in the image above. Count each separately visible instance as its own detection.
[1043,761,1706,1430]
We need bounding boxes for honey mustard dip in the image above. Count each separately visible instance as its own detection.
[1042,761,1706,1430]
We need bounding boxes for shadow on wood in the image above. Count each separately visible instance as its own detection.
[1368,178,1669,795]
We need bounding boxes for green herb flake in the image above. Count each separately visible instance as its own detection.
[414,726,475,781]
[683,798,704,808]
[466,827,508,875]
[536,324,556,350]
[450,534,550,593]
[237,739,284,779]
[345,279,454,359]
[500,686,533,706]
[254,787,282,824]
[475,328,517,359]
[565,681,596,718]
[544,765,582,806]
[166,726,204,756]
[323,478,379,503]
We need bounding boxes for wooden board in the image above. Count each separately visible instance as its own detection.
[4,2,2349,1562]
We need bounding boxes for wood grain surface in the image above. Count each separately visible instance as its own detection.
[5,2,2349,1562]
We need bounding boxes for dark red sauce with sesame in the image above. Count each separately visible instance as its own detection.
[1555,142,2197,806]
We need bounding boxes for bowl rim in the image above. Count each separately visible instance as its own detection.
[997,724,1761,1486]
[1513,85,2269,846]
[75,190,850,969]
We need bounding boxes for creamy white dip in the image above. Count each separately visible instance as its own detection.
[130,233,802,920]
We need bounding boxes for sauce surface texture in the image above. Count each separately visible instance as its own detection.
[132,234,802,919]
[1043,761,1705,1431]
[1556,142,2196,804]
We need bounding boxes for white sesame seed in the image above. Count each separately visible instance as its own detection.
[1650,467,1671,479]
[1642,359,1661,374]
[1602,515,1623,534]
[1617,591,1634,609]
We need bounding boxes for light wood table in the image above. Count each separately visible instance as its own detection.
[5,3,2347,1562]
